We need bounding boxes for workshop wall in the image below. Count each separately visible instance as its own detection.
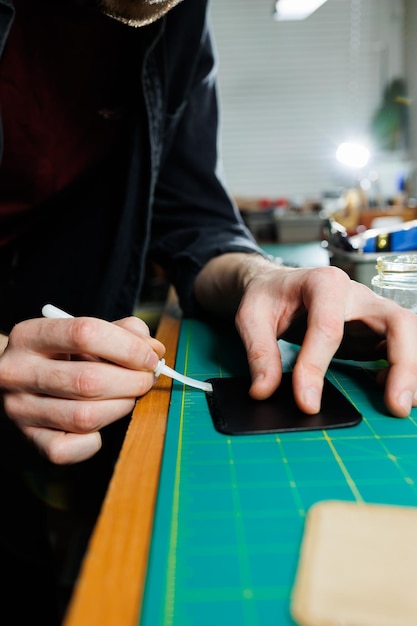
[210,0,413,200]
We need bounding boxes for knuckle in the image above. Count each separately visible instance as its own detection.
[69,318,99,350]
[71,403,98,433]
[307,265,352,294]
[293,359,324,381]
[123,337,143,363]
[1,393,20,420]
[45,439,75,466]
[245,342,270,367]
[318,265,351,283]
[20,426,65,465]
[0,360,15,388]
[75,366,102,397]
[5,322,28,349]
[319,317,344,343]
[130,316,151,335]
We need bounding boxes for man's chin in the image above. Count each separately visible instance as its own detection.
[99,0,183,27]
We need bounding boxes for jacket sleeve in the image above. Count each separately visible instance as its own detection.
[148,0,265,317]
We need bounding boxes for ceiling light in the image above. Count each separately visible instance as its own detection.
[336,142,371,169]
[273,0,328,21]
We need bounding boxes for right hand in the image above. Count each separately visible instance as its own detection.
[0,314,165,464]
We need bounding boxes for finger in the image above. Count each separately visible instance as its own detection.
[292,312,344,413]
[4,393,136,432]
[235,293,283,399]
[290,271,350,413]
[28,358,157,399]
[333,289,417,417]
[15,317,163,370]
[114,316,165,354]
[23,426,103,465]
[379,308,417,417]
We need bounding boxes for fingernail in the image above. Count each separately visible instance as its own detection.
[303,387,321,413]
[146,351,159,371]
[398,390,412,414]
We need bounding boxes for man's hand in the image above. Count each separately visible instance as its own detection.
[194,253,417,419]
[0,315,165,464]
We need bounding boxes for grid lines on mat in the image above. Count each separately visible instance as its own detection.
[140,320,417,626]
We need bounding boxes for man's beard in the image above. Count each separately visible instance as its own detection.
[75,0,183,26]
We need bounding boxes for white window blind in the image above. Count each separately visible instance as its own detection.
[209,0,408,200]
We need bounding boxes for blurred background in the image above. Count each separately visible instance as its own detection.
[210,0,416,207]
[142,0,417,323]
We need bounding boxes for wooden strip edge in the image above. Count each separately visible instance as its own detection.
[63,289,181,626]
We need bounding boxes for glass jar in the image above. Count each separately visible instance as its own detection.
[371,254,417,313]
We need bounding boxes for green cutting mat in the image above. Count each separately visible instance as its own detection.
[139,318,417,626]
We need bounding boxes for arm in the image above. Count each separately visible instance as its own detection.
[148,5,264,315]
[194,252,417,419]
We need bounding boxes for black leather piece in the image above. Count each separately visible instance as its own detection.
[205,373,362,435]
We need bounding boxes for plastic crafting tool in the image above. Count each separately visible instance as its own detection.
[41,304,213,393]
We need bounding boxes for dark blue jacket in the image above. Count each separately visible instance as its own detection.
[0,4,262,587]
[0,0,260,331]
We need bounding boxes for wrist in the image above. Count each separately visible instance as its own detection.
[194,251,280,318]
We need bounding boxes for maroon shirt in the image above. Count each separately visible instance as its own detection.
[0,0,135,246]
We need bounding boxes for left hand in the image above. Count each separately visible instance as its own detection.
[194,253,417,418]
